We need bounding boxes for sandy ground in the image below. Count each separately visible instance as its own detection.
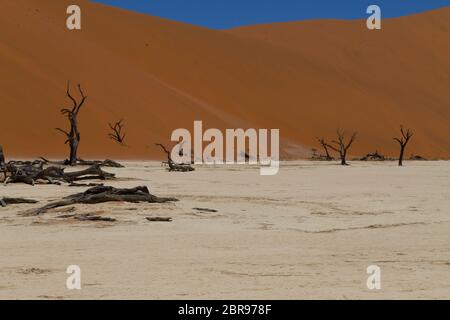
[0,161,449,300]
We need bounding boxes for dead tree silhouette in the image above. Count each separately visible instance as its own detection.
[0,145,5,181]
[0,145,5,168]
[155,143,194,172]
[393,126,413,166]
[56,82,87,166]
[325,129,357,165]
[316,137,333,161]
[108,119,126,145]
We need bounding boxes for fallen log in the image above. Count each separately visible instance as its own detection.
[409,154,427,161]
[0,197,38,207]
[3,161,61,185]
[4,164,115,185]
[193,207,218,213]
[38,158,67,166]
[69,182,104,187]
[146,217,172,222]
[360,151,385,161]
[76,159,124,168]
[64,165,115,181]
[3,163,42,185]
[24,185,178,215]
[74,213,116,222]
[56,212,116,222]
[8,160,45,167]
[40,157,124,168]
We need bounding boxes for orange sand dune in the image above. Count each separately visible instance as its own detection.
[1,0,449,160]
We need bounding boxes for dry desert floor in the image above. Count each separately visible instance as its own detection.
[0,161,449,299]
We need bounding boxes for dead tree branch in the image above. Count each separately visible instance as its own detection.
[108,119,126,145]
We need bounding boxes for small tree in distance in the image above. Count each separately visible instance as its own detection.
[393,126,413,166]
[108,119,126,145]
[316,137,334,161]
[325,129,357,166]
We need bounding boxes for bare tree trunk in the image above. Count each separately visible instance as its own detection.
[317,138,333,161]
[69,134,79,166]
[394,126,413,167]
[324,146,332,161]
[340,151,347,165]
[0,145,5,167]
[0,146,5,182]
[398,146,405,166]
[56,82,87,166]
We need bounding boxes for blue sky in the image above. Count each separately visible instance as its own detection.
[93,0,450,29]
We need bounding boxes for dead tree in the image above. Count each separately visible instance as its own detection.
[394,126,413,166]
[325,129,357,165]
[316,138,333,161]
[0,145,5,181]
[108,119,126,145]
[56,82,87,166]
[0,145,5,167]
[155,143,194,172]
[24,185,178,215]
